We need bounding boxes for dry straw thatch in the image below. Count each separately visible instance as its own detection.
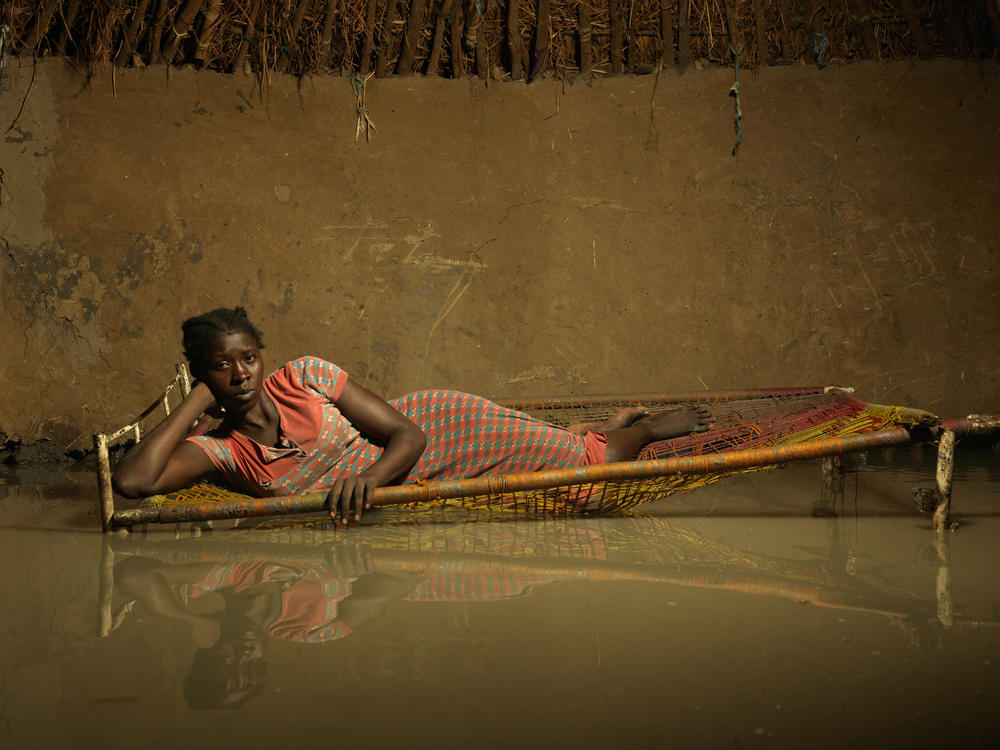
[2,0,998,81]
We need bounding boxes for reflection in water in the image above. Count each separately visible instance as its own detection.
[3,447,999,746]
[103,509,975,709]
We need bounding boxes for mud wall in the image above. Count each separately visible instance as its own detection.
[1,59,997,451]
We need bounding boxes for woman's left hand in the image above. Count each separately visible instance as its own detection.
[326,475,380,527]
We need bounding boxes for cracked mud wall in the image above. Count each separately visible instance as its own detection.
[1,59,997,452]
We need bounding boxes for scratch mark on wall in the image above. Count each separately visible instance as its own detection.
[359,286,387,380]
[321,218,389,263]
[881,372,948,398]
[339,231,367,263]
[916,238,940,280]
[420,270,475,379]
[321,219,389,232]
[402,222,441,263]
[837,182,863,204]
[852,365,933,392]
[570,197,630,212]
[852,249,883,310]
[368,242,396,262]
[408,254,485,270]
[504,365,555,385]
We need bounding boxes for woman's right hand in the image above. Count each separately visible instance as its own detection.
[111,381,219,498]
[190,381,224,419]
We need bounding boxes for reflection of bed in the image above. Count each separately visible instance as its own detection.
[97,517,990,643]
[93,364,1000,531]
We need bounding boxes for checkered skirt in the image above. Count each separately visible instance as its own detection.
[340,389,588,482]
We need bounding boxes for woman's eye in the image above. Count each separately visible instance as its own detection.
[213,362,229,371]
[244,353,256,363]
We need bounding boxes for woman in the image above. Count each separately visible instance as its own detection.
[113,307,713,525]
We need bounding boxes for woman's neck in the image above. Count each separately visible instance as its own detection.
[226,390,280,446]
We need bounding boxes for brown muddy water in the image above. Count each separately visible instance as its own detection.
[1,446,998,749]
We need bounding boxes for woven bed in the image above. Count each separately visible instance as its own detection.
[95,377,977,530]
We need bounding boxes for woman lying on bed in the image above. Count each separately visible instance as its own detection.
[112,307,713,526]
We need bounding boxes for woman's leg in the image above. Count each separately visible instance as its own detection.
[568,406,650,434]
[602,404,714,462]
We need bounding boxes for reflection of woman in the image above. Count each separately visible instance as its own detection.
[114,553,561,709]
[112,307,712,525]
[115,553,421,708]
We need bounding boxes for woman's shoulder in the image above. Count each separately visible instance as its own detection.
[270,356,344,380]
[268,357,349,399]
[186,420,235,443]
[184,429,237,467]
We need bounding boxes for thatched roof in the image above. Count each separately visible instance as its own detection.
[3,0,997,81]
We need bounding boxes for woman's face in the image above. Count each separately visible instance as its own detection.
[199,331,265,415]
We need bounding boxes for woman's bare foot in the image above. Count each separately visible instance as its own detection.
[638,404,714,441]
[568,406,650,434]
[603,404,714,462]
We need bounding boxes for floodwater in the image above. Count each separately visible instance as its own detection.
[2,445,998,749]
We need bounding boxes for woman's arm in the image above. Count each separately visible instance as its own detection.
[115,557,223,648]
[326,380,427,526]
[112,382,218,498]
[337,571,425,629]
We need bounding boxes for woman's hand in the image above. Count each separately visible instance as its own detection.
[325,537,374,576]
[191,380,225,419]
[112,382,218,498]
[326,475,380,527]
[323,380,428,528]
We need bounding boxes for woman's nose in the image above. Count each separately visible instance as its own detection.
[232,362,249,381]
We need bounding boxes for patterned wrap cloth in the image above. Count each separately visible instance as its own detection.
[186,357,604,497]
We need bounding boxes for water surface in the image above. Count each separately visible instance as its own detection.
[2,446,998,748]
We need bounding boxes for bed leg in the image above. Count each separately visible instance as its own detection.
[94,433,115,533]
[813,456,842,516]
[98,540,114,637]
[934,530,953,628]
[932,429,956,532]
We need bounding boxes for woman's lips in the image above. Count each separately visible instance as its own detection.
[233,390,254,402]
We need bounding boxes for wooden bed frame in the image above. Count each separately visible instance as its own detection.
[93,364,999,533]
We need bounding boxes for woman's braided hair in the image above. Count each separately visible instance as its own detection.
[181,307,264,377]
